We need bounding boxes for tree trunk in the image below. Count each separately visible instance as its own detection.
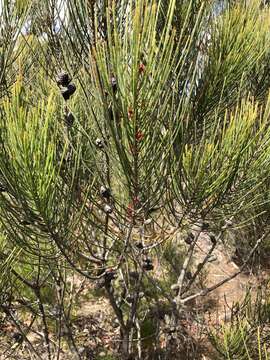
[121,328,131,359]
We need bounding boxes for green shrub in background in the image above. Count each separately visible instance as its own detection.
[209,285,270,360]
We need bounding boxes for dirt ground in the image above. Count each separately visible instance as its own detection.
[0,232,264,360]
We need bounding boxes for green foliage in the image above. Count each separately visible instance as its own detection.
[210,320,252,360]
[209,287,270,360]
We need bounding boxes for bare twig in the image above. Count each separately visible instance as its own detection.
[179,230,270,305]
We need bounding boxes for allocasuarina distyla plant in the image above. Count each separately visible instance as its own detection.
[1,0,270,358]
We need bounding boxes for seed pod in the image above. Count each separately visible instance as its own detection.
[186,233,195,244]
[68,83,76,96]
[0,185,6,192]
[12,332,23,343]
[108,106,114,121]
[209,233,216,244]
[20,220,32,226]
[135,241,144,250]
[143,263,154,271]
[111,76,117,93]
[100,186,111,199]
[61,87,70,101]
[185,232,194,245]
[143,258,154,271]
[143,264,154,271]
[64,112,75,127]
[168,326,176,334]
[225,219,233,227]
[126,294,134,303]
[148,206,160,214]
[95,138,105,149]
[61,83,76,101]
[104,269,117,282]
[104,204,113,214]
[201,222,210,231]
[56,71,71,87]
